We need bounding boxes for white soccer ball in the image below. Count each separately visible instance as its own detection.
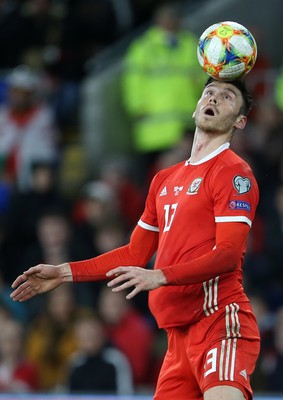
[197,21,257,80]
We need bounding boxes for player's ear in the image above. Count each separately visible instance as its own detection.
[234,114,247,130]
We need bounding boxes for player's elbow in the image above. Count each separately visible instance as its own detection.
[217,240,243,272]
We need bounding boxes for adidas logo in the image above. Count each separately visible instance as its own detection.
[159,186,167,197]
[239,369,247,380]
[174,186,184,195]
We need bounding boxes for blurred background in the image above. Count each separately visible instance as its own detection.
[0,0,283,397]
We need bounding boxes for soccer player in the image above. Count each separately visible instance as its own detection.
[10,77,260,400]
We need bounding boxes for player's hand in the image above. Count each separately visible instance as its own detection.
[10,263,72,302]
[106,266,167,299]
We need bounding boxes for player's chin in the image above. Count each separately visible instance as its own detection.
[198,121,221,134]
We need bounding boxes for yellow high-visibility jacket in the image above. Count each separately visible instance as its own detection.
[122,26,205,152]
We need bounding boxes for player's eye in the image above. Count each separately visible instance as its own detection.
[224,94,232,100]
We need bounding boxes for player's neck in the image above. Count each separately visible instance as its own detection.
[190,130,231,164]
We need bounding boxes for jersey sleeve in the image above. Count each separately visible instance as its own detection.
[70,224,158,282]
[210,162,259,227]
[138,174,159,232]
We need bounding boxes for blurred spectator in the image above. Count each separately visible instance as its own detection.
[0,65,59,192]
[25,209,79,267]
[3,161,69,283]
[20,0,66,104]
[98,287,155,387]
[0,0,33,69]
[147,129,194,183]
[72,175,143,306]
[0,216,18,286]
[128,0,166,27]
[73,180,119,253]
[264,184,283,288]
[267,306,283,391]
[99,157,145,229]
[21,0,65,59]
[21,209,96,309]
[122,4,204,180]
[0,318,39,393]
[243,214,270,296]
[109,0,134,34]
[67,312,133,394]
[95,219,128,255]
[244,100,283,197]
[25,284,80,391]
[72,180,126,306]
[250,294,276,342]
[90,217,130,308]
[59,0,117,82]
[275,64,283,113]
[0,272,28,324]
[0,301,11,326]
[244,25,272,102]
[92,218,139,311]
[249,294,276,392]
[0,174,12,217]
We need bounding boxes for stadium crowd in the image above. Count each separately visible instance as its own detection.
[0,0,282,395]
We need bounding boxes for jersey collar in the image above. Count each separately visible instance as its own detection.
[185,142,230,166]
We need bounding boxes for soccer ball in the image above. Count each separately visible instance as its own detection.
[197,21,257,81]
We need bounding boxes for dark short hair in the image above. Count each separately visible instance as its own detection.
[204,76,254,116]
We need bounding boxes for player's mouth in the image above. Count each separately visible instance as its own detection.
[203,106,217,116]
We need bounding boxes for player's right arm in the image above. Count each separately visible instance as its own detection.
[10,224,159,302]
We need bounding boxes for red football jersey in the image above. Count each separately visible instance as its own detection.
[138,143,259,328]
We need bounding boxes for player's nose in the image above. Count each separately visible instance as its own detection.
[209,95,218,105]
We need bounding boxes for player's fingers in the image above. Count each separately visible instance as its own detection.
[107,272,132,287]
[23,265,45,275]
[106,266,135,277]
[126,286,140,300]
[11,284,35,301]
[18,289,37,302]
[11,274,27,289]
[106,267,124,277]
[10,281,30,298]
[110,278,139,293]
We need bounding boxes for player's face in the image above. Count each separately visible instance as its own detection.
[193,82,247,134]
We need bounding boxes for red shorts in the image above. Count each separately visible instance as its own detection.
[154,302,260,400]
